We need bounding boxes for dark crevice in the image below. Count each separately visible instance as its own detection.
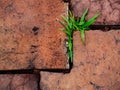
[37,74,41,90]
[62,0,69,3]
[0,69,35,74]
[69,59,73,72]
[90,25,120,31]
[39,69,70,73]
[0,69,70,74]
[32,26,39,32]
[32,26,39,35]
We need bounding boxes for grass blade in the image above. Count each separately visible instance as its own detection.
[62,16,69,25]
[83,14,100,27]
[80,30,85,44]
[79,8,88,25]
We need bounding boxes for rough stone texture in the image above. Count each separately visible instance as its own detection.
[0,74,39,90]
[40,30,120,90]
[0,0,68,70]
[70,0,120,25]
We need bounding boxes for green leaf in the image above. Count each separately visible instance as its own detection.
[79,8,88,25]
[69,10,74,18]
[80,30,85,44]
[62,16,69,23]
[62,29,71,36]
[69,16,75,25]
[73,24,79,30]
[83,13,100,27]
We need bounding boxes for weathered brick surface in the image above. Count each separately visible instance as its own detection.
[40,30,120,90]
[0,0,68,70]
[70,0,120,25]
[0,74,39,90]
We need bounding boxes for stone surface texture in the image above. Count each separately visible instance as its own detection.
[40,30,120,90]
[0,74,39,90]
[70,0,120,25]
[0,0,120,90]
[0,0,68,70]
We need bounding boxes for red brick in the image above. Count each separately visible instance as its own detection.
[0,74,39,90]
[40,30,120,90]
[70,0,120,25]
[0,0,68,70]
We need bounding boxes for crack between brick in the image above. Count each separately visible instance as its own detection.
[37,74,41,90]
[90,25,120,31]
[62,0,69,3]
[0,69,34,74]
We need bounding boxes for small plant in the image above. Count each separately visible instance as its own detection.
[58,8,99,62]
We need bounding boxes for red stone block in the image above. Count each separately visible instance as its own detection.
[40,30,120,90]
[70,0,120,25]
[0,74,39,90]
[0,0,68,70]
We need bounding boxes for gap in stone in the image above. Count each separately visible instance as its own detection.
[0,69,71,74]
[90,25,120,31]
[39,69,70,73]
[0,69,35,74]
[37,74,41,90]
[63,0,69,3]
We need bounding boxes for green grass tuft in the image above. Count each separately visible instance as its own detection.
[58,8,99,62]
